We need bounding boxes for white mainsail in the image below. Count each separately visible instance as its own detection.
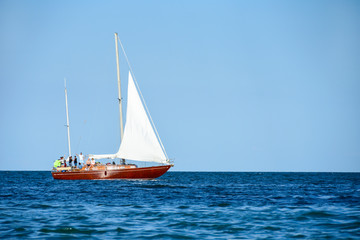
[117,72,167,162]
[90,72,167,164]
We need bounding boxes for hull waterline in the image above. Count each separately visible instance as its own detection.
[52,165,171,180]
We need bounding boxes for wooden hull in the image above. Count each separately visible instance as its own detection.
[51,165,171,180]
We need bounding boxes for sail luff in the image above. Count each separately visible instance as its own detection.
[89,36,169,164]
[117,38,168,160]
[115,72,167,164]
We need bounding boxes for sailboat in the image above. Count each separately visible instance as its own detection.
[52,33,173,180]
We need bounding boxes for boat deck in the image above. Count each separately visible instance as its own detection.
[53,164,137,173]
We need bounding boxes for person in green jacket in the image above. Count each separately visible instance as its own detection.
[53,159,61,168]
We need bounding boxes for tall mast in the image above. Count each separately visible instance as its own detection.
[64,78,71,157]
[115,33,124,142]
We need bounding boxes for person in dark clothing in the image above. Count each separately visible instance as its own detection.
[60,156,66,167]
[74,156,78,168]
[69,156,73,167]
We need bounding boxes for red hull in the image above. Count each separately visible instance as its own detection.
[52,165,171,180]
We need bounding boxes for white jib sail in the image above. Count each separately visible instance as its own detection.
[89,72,167,163]
[116,72,167,163]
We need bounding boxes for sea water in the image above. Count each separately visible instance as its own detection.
[0,171,359,239]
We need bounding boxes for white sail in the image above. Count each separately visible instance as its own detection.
[116,72,167,163]
[89,72,167,163]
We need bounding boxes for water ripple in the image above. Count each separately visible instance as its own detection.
[0,171,359,239]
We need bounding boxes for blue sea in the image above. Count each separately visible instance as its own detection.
[0,172,359,239]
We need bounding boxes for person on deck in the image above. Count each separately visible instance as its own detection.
[62,157,67,167]
[74,156,78,168]
[69,156,73,167]
[77,152,84,166]
[78,162,83,169]
[91,158,95,166]
[86,158,91,169]
[53,159,61,169]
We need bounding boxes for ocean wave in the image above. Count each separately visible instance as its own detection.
[0,171,359,239]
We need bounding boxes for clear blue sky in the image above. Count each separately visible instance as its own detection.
[0,0,359,171]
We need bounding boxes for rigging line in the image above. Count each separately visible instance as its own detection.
[117,36,169,160]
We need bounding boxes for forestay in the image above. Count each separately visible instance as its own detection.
[89,72,167,164]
